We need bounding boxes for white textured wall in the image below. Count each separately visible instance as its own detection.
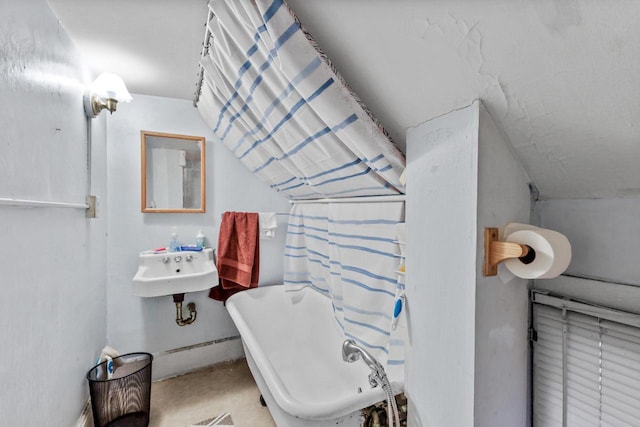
[406,103,480,427]
[474,104,531,427]
[105,94,290,376]
[535,196,640,287]
[0,1,107,425]
[534,197,640,308]
[406,102,530,426]
[284,0,640,200]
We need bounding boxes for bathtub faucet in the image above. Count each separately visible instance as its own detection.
[342,339,401,427]
[342,339,388,388]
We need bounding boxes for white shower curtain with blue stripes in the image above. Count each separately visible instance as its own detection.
[197,0,409,367]
[196,0,406,199]
[285,201,406,367]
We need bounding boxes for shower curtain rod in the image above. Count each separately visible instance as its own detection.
[220,212,289,217]
[0,197,89,209]
[193,8,215,107]
[290,195,406,204]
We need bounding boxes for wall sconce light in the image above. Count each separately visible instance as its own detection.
[84,72,132,118]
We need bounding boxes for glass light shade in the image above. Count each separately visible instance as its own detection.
[90,72,132,103]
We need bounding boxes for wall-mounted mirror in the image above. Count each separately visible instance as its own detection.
[141,131,206,213]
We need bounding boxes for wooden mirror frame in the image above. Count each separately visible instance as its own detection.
[141,130,206,213]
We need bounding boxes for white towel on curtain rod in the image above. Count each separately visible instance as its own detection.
[197,0,406,200]
[284,200,406,367]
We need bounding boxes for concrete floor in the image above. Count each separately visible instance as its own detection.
[149,358,276,427]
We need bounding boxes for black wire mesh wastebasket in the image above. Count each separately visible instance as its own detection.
[86,352,153,427]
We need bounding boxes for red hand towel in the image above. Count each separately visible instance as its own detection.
[209,212,260,303]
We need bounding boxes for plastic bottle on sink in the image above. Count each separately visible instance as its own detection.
[169,228,181,252]
[196,230,206,249]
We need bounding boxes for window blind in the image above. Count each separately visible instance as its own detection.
[532,291,640,427]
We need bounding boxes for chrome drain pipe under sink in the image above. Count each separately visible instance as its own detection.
[172,293,197,326]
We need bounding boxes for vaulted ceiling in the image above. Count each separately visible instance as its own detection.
[47,0,640,200]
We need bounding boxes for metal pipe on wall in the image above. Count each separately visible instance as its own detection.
[0,197,89,209]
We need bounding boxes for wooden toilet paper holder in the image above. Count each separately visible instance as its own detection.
[483,228,535,276]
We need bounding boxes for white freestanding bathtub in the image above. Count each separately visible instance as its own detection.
[226,284,404,427]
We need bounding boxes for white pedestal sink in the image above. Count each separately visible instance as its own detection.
[132,248,218,297]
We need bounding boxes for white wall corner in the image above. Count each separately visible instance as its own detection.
[475,101,532,427]
[405,101,532,427]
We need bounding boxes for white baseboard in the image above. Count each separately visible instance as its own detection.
[152,336,244,381]
[75,400,92,427]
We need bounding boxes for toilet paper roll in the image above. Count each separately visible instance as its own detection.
[497,263,517,284]
[502,226,572,279]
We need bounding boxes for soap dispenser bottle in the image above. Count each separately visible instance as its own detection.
[196,230,206,249]
[169,228,181,252]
